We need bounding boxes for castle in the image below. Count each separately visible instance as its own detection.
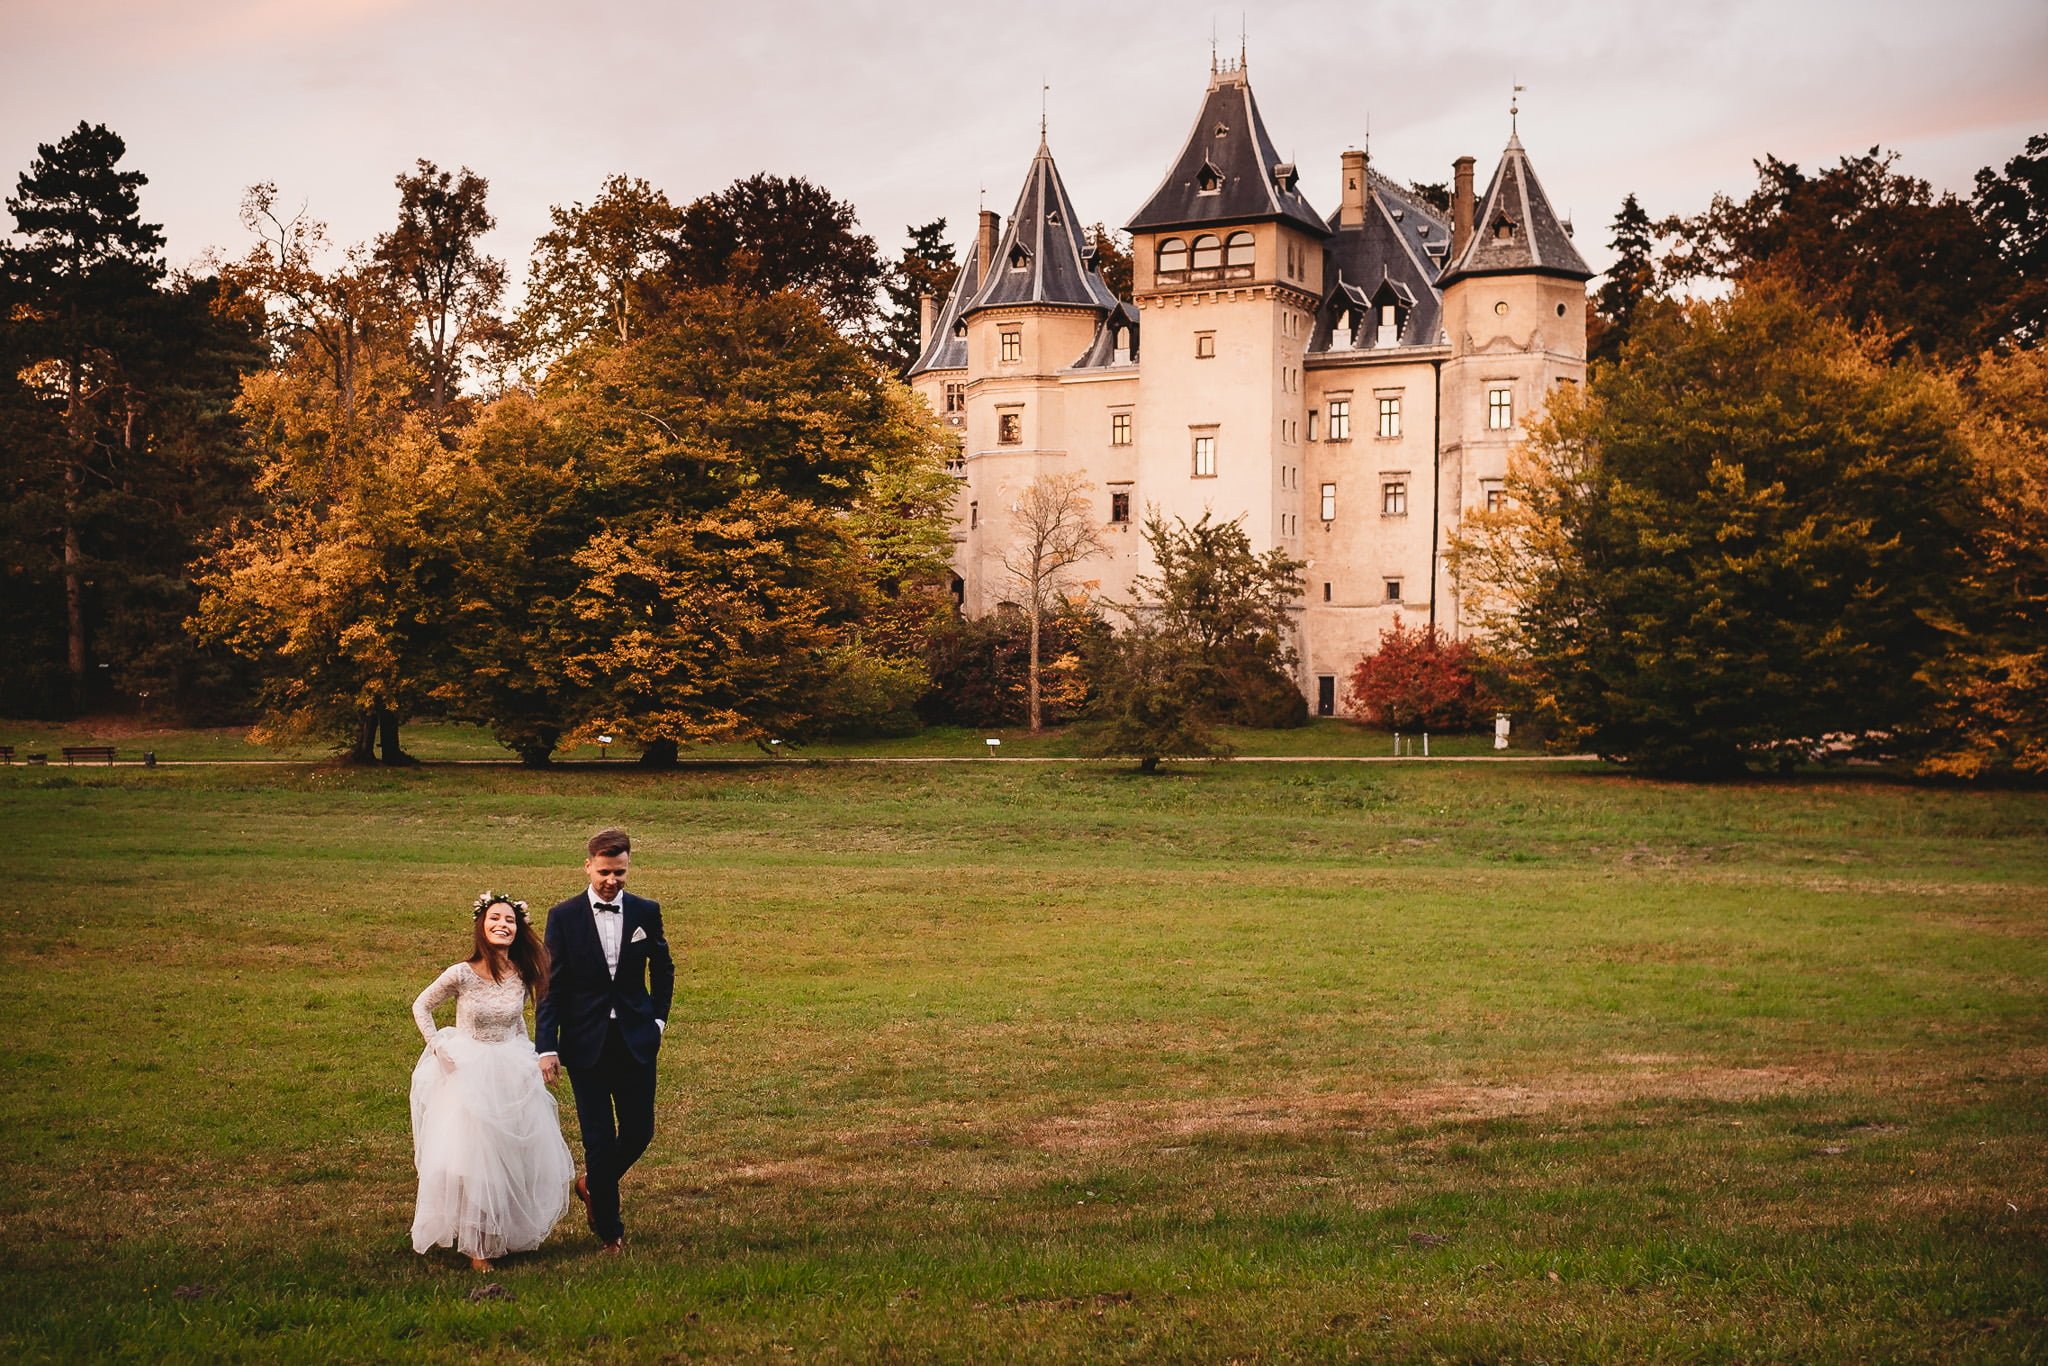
[908,61,1591,718]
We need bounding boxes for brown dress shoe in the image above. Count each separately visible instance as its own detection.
[599,1237,625,1255]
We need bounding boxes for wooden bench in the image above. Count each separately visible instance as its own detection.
[61,745,117,765]
[0,744,13,764]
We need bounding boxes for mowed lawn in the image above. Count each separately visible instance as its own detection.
[0,759,2043,1361]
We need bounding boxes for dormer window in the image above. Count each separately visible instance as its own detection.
[1273,162,1299,194]
[1491,211,1519,242]
[1213,122,1230,139]
[1157,237,1188,275]
[1196,162,1224,194]
[1008,244,1031,272]
[1046,208,1062,227]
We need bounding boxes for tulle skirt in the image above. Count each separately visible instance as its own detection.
[410,1028,575,1258]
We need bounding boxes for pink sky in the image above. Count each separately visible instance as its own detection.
[6,0,2044,289]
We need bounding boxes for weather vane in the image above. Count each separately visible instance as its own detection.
[1511,82,1525,135]
[1041,80,1050,140]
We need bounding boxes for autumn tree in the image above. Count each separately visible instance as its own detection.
[1346,619,1496,731]
[197,175,494,763]
[879,218,955,372]
[1973,132,2048,347]
[1661,148,2013,362]
[374,160,505,426]
[514,173,682,371]
[1453,282,1971,776]
[1912,347,2048,778]
[921,599,1107,728]
[1086,223,1132,300]
[470,283,955,764]
[1000,472,1108,731]
[665,174,885,338]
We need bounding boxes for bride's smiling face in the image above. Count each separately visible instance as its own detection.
[480,902,518,946]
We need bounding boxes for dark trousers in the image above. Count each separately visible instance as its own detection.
[565,1021,657,1242]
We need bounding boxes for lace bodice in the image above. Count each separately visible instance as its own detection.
[412,962,532,1045]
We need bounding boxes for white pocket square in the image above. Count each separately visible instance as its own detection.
[630,926,648,942]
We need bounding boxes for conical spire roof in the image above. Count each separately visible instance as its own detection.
[1440,134,1591,284]
[905,234,985,376]
[1126,66,1328,238]
[962,139,1118,315]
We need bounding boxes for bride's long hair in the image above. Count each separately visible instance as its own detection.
[470,895,550,1000]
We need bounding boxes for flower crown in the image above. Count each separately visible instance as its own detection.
[472,891,530,920]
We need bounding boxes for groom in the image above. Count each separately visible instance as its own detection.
[536,827,674,1252]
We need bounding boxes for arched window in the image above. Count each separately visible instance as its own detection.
[1156,237,1187,274]
[1191,234,1222,270]
[1224,231,1254,267]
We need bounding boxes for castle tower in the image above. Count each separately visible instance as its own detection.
[1124,62,1328,564]
[947,138,1122,614]
[1436,128,1592,633]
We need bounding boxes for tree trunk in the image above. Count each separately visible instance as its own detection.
[1027,598,1043,732]
[377,708,416,765]
[348,713,378,764]
[639,738,679,769]
[1140,754,1160,774]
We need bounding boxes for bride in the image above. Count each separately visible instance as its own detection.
[409,892,575,1270]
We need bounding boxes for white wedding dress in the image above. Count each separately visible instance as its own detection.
[409,962,574,1258]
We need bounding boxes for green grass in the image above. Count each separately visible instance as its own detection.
[0,716,1518,765]
[1,758,2043,1360]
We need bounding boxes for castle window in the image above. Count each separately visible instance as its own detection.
[1378,396,1401,438]
[1197,162,1224,193]
[1382,481,1408,516]
[1195,331,1216,359]
[1322,582,1332,602]
[1000,330,1021,363]
[1008,245,1030,271]
[1157,237,1187,274]
[1488,386,1514,430]
[1192,433,1216,478]
[944,382,964,413]
[1320,483,1337,521]
[1483,479,1508,513]
[1224,231,1254,268]
[970,500,978,529]
[1191,234,1223,270]
[1327,399,1351,441]
[1384,578,1403,602]
[998,410,1022,444]
[1110,490,1131,523]
[1111,412,1131,446]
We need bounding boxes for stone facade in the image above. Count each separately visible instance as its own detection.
[909,63,1591,718]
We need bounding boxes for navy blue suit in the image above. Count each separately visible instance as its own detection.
[536,890,674,1242]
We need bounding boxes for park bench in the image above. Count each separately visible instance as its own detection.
[61,745,117,765]
[0,744,13,763]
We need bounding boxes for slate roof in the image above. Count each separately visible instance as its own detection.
[1439,134,1591,284]
[1126,68,1330,239]
[905,232,986,377]
[1313,172,1452,352]
[961,139,1119,316]
[1070,300,1141,370]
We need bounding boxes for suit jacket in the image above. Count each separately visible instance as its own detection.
[535,890,675,1070]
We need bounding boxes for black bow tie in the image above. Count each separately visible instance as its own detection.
[593,901,621,914]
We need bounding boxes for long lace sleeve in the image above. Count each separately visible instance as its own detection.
[412,964,466,1046]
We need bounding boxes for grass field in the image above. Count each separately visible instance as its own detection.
[0,716,1515,764]
[1,755,2043,1360]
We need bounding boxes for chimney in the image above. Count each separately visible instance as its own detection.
[918,294,937,350]
[976,210,1000,279]
[1452,156,1476,259]
[1339,148,1367,228]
